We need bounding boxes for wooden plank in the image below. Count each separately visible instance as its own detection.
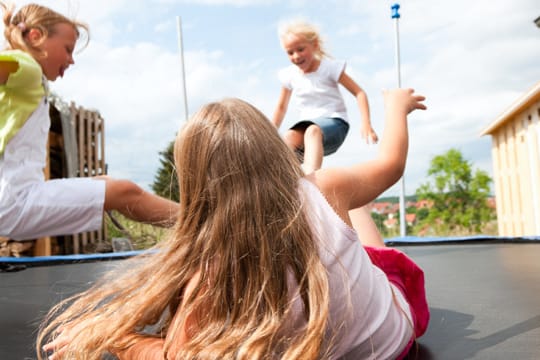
[86,109,92,177]
[533,104,540,233]
[92,112,99,176]
[491,133,504,236]
[523,104,540,234]
[76,102,84,178]
[516,113,533,235]
[33,237,51,256]
[499,127,512,235]
[508,120,523,235]
[99,113,106,175]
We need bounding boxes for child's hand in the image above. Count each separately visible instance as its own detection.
[361,125,379,145]
[42,322,85,360]
[42,325,70,360]
[383,88,427,115]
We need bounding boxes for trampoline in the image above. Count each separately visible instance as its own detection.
[2,237,540,359]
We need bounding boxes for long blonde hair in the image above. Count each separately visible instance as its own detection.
[278,19,330,60]
[36,98,330,359]
[1,1,88,55]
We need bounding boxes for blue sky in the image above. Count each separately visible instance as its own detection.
[4,0,540,198]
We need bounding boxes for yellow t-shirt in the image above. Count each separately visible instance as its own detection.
[0,49,45,155]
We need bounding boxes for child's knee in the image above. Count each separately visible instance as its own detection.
[304,124,322,141]
[284,130,303,149]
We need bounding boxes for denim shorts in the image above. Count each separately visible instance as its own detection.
[291,117,350,156]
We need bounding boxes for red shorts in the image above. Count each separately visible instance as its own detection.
[364,246,430,358]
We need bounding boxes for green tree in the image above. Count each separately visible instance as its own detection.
[371,212,387,237]
[152,140,179,202]
[415,148,494,234]
[414,207,430,223]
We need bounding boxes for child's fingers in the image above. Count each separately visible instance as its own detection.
[370,131,379,144]
[43,340,66,360]
[42,326,70,359]
[413,95,427,110]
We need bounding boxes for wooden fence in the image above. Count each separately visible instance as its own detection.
[33,97,107,255]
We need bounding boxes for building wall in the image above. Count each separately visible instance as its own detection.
[491,99,540,236]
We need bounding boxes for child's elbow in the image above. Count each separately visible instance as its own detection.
[381,160,406,188]
[391,164,406,184]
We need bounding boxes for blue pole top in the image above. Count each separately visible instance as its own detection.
[391,3,400,19]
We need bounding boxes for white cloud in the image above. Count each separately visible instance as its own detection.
[2,0,539,199]
[49,36,278,187]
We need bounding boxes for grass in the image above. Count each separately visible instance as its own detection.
[105,212,499,251]
[105,212,170,250]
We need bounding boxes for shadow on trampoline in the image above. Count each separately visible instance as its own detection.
[411,308,540,359]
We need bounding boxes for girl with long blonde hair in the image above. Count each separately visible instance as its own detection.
[40,89,428,359]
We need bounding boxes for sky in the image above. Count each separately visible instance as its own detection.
[3,0,540,198]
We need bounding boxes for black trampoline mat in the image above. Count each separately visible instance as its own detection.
[405,242,540,359]
[2,242,540,359]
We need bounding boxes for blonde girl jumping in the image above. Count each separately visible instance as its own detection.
[272,19,378,174]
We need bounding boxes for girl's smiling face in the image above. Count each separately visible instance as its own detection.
[30,23,77,81]
[282,33,320,74]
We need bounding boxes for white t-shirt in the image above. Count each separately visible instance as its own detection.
[278,58,349,122]
[0,51,105,240]
[299,179,413,359]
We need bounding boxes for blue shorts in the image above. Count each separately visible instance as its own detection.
[290,117,350,157]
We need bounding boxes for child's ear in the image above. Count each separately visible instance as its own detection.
[26,28,44,46]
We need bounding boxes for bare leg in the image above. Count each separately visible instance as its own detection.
[302,124,323,174]
[101,178,179,227]
[349,206,385,248]
[283,128,305,152]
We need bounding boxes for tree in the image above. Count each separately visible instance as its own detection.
[415,148,494,234]
[370,212,388,236]
[152,140,179,202]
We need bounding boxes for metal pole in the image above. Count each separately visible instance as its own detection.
[176,16,189,123]
[391,3,407,238]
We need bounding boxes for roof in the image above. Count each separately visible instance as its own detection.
[480,81,540,136]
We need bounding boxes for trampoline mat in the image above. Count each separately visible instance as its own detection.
[2,242,540,359]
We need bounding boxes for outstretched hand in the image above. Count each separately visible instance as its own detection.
[383,88,427,115]
[42,325,73,360]
[42,322,93,360]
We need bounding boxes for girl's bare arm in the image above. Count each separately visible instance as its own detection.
[312,88,426,221]
[339,71,378,144]
[271,87,292,128]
